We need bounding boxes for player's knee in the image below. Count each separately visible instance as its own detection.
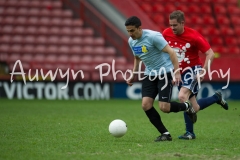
[159,103,170,113]
[178,94,188,103]
[142,102,152,111]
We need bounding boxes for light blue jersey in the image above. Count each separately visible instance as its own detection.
[128,29,173,76]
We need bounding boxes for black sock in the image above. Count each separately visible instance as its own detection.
[169,102,188,113]
[145,107,168,134]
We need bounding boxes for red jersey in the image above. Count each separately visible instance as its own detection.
[163,27,210,71]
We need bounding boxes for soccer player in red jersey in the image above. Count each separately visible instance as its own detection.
[163,10,229,140]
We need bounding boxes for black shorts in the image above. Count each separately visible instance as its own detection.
[141,73,173,102]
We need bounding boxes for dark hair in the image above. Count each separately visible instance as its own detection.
[169,10,185,23]
[125,16,141,27]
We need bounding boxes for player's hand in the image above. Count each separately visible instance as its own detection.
[172,72,182,86]
[195,70,205,82]
[126,75,135,86]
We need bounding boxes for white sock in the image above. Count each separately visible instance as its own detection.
[163,132,170,135]
[184,102,189,110]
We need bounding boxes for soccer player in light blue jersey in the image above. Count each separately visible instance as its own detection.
[125,16,196,142]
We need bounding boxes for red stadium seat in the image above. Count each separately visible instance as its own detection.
[1,35,11,44]
[224,37,238,46]
[26,26,38,35]
[230,16,240,26]
[47,45,58,54]
[48,36,59,45]
[71,28,83,36]
[227,46,240,54]
[82,46,93,55]
[38,17,51,26]
[35,45,47,54]
[212,0,227,4]
[176,5,189,13]
[21,54,33,63]
[187,0,211,3]
[212,45,227,54]
[61,27,72,36]
[58,46,70,54]
[94,37,105,46]
[70,46,83,54]
[164,3,175,14]
[81,55,93,64]
[59,36,71,45]
[18,1,29,7]
[152,4,164,13]
[201,26,220,36]
[202,16,215,25]
[8,53,21,63]
[214,5,227,15]
[72,20,83,27]
[227,5,240,15]
[45,55,57,63]
[9,45,22,53]
[11,35,24,44]
[210,36,223,45]
[200,4,212,14]
[16,16,28,26]
[189,16,203,25]
[83,37,94,45]
[227,0,238,4]
[35,36,48,45]
[28,8,41,17]
[235,27,240,36]
[61,10,73,18]
[152,14,165,25]
[3,7,17,17]
[3,0,19,8]
[33,54,45,63]
[58,55,69,64]
[71,37,83,46]
[23,36,36,44]
[13,26,27,35]
[105,47,116,56]
[17,8,30,17]
[220,27,235,36]
[139,3,152,12]
[82,28,94,36]
[188,4,201,13]
[0,44,10,53]
[69,55,81,64]
[216,16,230,26]
[28,17,39,26]
[49,27,61,36]
[22,45,35,54]
[50,18,62,26]
[2,16,15,25]
[2,25,14,34]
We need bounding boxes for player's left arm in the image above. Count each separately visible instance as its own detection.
[196,34,215,80]
[202,48,214,73]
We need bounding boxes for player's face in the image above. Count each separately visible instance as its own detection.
[169,19,184,35]
[126,25,142,40]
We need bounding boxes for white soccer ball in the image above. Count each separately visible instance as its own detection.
[109,119,127,138]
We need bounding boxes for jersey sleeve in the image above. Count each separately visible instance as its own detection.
[195,32,211,53]
[162,29,167,38]
[128,38,136,56]
[152,32,168,51]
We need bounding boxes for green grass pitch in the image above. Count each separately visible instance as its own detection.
[0,99,240,160]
